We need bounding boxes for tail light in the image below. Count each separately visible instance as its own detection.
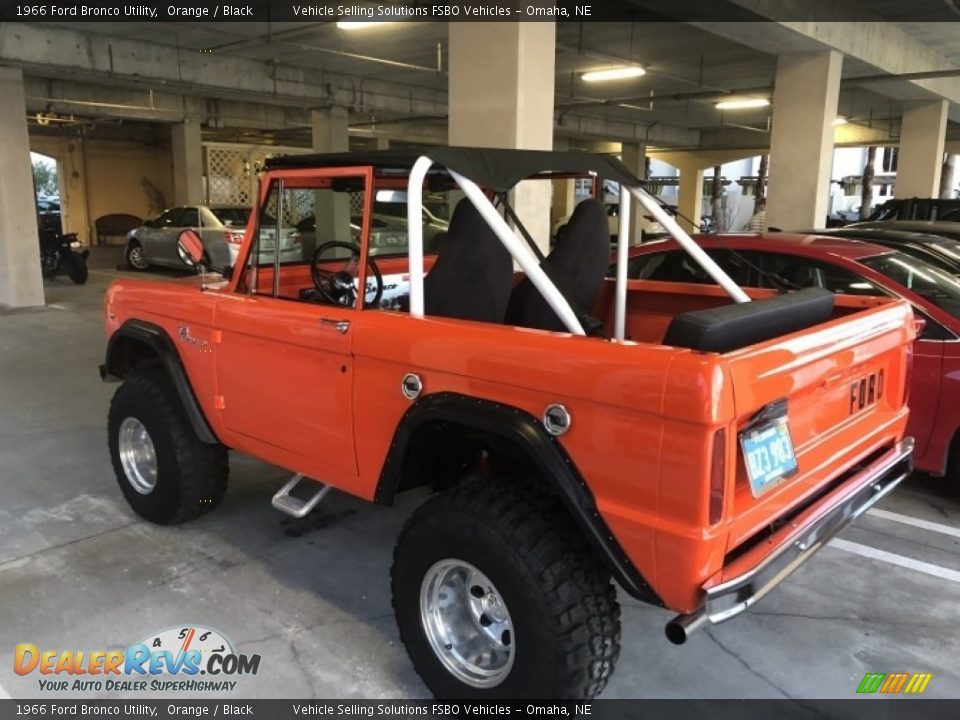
[224,230,245,245]
[709,428,727,525]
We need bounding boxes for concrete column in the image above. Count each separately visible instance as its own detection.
[676,162,704,234]
[550,136,576,233]
[621,141,647,244]
[171,120,203,205]
[311,107,349,153]
[449,22,555,252]
[0,68,44,308]
[375,134,391,151]
[941,154,957,199]
[897,100,948,198]
[767,51,842,230]
[310,107,350,255]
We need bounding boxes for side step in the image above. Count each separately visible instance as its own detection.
[271,473,332,518]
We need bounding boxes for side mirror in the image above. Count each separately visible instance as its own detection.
[177,229,207,269]
[914,316,928,337]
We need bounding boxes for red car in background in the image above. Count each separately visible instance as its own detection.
[618,233,960,482]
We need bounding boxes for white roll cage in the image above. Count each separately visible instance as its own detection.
[405,154,750,340]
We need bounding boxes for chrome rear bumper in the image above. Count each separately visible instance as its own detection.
[666,437,913,644]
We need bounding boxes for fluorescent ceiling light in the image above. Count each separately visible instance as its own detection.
[833,116,849,126]
[715,98,770,110]
[581,66,646,83]
[336,21,394,30]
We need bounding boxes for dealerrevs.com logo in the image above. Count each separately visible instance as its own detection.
[14,625,261,693]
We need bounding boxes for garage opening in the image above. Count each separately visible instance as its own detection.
[31,151,62,236]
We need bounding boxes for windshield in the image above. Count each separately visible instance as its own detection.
[211,207,251,226]
[928,239,960,264]
[862,252,960,319]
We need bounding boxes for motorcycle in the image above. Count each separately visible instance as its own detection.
[39,227,89,285]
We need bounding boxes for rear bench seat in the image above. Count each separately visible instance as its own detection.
[661,287,835,353]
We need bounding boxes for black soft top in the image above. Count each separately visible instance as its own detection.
[263,146,639,192]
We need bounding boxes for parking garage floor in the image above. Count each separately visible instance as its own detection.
[1,249,958,700]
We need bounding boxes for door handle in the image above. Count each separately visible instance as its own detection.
[320,318,350,335]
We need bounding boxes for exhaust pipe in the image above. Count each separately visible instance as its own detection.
[665,609,708,645]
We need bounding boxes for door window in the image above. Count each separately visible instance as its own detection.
[862,252,960,319]
[153,209,181,227]
[175,207,200,228]
[757,253,881,296]
[624,249,755,285]
[241,176,370,304]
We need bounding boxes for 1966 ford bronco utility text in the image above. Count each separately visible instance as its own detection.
[101,148,915,698]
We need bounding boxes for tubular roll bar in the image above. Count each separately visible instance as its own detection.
[406,155,750,341]
[626,186,751,304]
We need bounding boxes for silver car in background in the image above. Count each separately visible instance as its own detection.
[126,205,253,271]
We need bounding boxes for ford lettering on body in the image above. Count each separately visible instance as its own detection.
[850,369,885,415]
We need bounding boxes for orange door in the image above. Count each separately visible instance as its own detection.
[214,295,358,480]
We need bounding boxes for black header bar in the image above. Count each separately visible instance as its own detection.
[1,0,958,23]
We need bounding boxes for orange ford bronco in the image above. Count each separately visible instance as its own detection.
[101,148,915,699]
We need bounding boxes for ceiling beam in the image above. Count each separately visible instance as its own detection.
[684,0,960,120]
[3,23,702,149]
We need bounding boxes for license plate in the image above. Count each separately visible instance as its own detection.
[740,417,798,497]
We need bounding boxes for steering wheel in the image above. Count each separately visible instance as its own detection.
[310,241,383,308]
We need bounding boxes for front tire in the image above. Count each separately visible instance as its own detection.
[392,480,621,699]
[108,370,228,524]
[126,240,149,271]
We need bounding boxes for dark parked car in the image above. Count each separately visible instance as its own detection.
[847,220,960,242]
[825,206,862,227]
[812,227,960,274]
[36,197,62,235]
[867,197,960,222]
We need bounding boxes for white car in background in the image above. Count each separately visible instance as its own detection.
[127,205,305,271]
[126,205,252,271]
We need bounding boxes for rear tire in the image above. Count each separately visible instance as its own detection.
[108,370,228,524]
[62,252,89,284]
[126,241,149,271]
[391,479,621,699]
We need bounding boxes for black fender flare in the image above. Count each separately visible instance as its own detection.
[375,392,663,605]
[100,319,219,445]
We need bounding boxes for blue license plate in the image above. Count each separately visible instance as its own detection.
[740,417,798,497]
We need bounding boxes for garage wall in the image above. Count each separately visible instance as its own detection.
[29,135,174,246]
[84,139,173,241]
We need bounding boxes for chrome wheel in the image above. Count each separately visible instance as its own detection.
[128,244,148,270]
[118,417,158,495]
[419,559,515,688]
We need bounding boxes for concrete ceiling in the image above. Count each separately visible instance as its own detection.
[27,7,960,149]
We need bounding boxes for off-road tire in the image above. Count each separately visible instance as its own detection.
[62,252,89,284]
[391,479,621,699]
[108,370,228,524]
[126,241,149,271]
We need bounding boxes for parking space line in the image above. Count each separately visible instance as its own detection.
[867,508,960,539]
[830,538,960,584]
